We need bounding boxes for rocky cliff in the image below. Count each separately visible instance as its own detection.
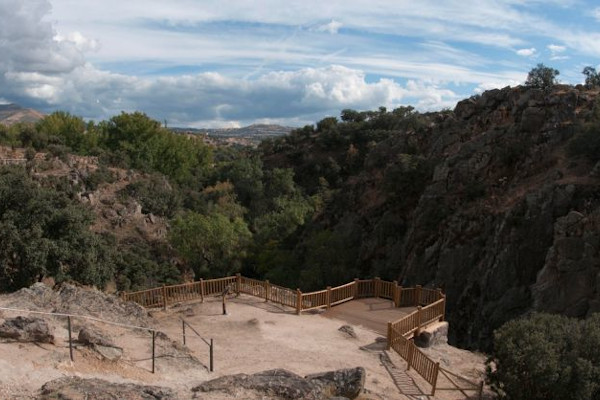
[398,85,600,349]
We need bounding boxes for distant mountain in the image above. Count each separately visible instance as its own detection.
[0,104,45,126]
[172,123,294,146]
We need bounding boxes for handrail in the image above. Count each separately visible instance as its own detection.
[181,319,214,372]
[121,275,450,393]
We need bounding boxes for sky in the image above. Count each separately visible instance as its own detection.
[1,0,599,128]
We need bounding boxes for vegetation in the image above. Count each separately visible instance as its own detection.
[583,66,600,88]
[526,63,560,89]
[487,313,600,400]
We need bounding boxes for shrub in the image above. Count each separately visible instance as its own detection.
[487,313,600,400]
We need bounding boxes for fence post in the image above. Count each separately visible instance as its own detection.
[236,273,241,296]
[431,362,440,396]
[393,281,399,307]
[374,277,381,298]
[415,306,423,336]
[67,316,74,361]
[326,286,332,309]
[296,289,302,315]
[151,330,156,374]
[265,280,270,302]
[406,343,414,371]
[386,322,392,350]
[162,285,167,311]
[200,278,205,303]
[415,285,422,306]
[353,278,359,299]
[182,320,186,345]
[437,288,445,321]
[209,338,214,372]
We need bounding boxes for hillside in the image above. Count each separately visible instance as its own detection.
[259,84,600,350]
[0,104,45,126]
[0,85,599,354]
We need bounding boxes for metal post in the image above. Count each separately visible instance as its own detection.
[152,330,156,373]
[182,320,186,345]
[209,339,214,372]
[67,316,74,361]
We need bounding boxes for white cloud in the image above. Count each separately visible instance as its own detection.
[547,44,566,53]
[516,48,536,57]
[316,20,343,34]
[593,7,600,21]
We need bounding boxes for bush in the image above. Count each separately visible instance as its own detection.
[525,64,559,89]
[487,313,600,400]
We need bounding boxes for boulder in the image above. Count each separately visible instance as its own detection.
[414,321,449,348]
[338,325,357,339]
[0,316,54,343]
[193,367,366,399]
[78,327,115,347]
[306,367,365,399]
[78,327,123,361]
[193,369,314,399]
[40,377,175,399]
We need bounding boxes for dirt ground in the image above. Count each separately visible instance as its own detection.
[0,287,489,399]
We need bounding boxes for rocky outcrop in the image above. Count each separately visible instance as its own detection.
[192,367,366,400]
[78,327,124,361]
[0,316,54,343]
[396,85,600,350]
[39,377,175,400]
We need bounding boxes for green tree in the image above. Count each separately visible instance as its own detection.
[169,211,252,278]
[0,167,115,290]
[583,66,600,88]
[36,111,91,153]
[525,63,560,89]
[487,313,600,400]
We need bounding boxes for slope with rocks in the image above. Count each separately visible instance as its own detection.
[262,84,600,350]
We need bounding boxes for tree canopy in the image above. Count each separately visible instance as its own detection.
[525,63,560,89]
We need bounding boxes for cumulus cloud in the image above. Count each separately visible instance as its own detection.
[516,48,536,57]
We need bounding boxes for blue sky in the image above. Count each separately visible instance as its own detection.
[1,0,599,128]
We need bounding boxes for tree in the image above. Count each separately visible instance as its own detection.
[0,167,115,290]
[583,66,600,88]
[525,63,559,89]
[169,211,252,278]
[486,313,600,400]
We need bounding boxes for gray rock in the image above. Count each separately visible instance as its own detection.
[338,325,357,339]
[193,367,366,399]
[40,377,175,399]
[78,326,115,347]
[0,316,54,343]
[78,327,123,361]
[306,367,365,399]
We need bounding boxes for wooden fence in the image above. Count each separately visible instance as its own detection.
[122,275,473,396]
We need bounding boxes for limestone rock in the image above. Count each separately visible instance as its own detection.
[0,316,54,343]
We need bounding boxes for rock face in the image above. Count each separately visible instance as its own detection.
[394,85,600,350]
[78,327,123,361]
[39,377,175,400]
[0,316,54,343]
[193,367,366,400]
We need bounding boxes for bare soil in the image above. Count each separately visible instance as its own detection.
[0,285,488,399]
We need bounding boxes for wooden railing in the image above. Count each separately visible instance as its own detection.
[121,275,451,395]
